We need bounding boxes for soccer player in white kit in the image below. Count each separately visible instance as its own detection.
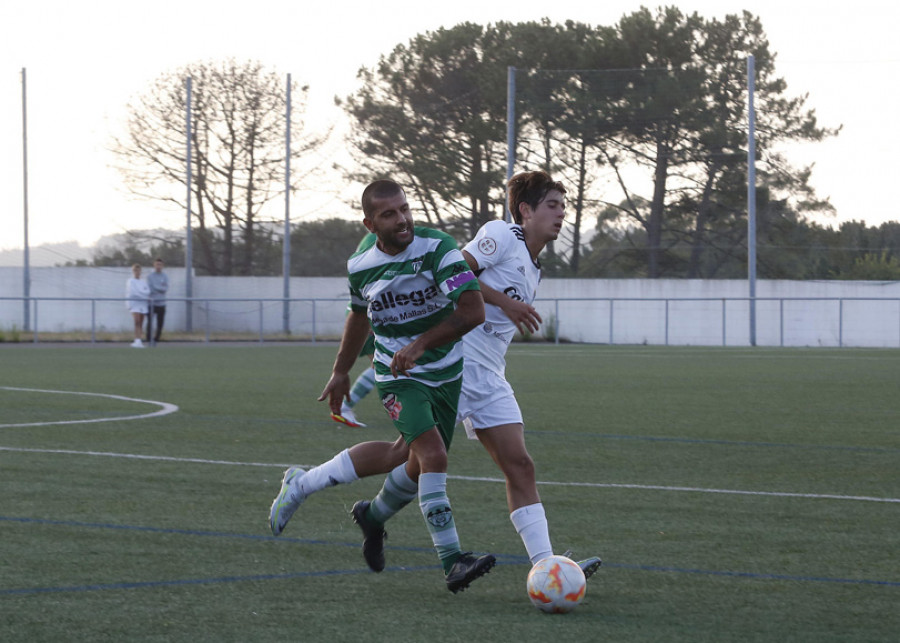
[456,170,600,574]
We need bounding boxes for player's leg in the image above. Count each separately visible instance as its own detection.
[354,380,495,590]
[475,422,552,565]
[416,380,496,590]
[131,312,144,347]
[473,416,601,577]
[355,382,447,570]
[268,437,407,536]
[154,305,165,342]
[476,422,539,510]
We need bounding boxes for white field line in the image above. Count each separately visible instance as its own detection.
[0,386,178,427]
[0,445,896,504]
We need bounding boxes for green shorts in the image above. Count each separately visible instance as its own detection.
[376,377,462,449]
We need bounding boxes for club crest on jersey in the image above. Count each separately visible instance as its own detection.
[381,392,403,421]
[477,237,497,255]
[426,506,453,528]
[411,260,423,273]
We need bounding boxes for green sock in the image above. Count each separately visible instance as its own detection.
[348,367,376,406]
[418,472,461,574]
[367,463,418,524]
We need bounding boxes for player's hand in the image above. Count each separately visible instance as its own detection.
[500,299,542,335]
[390,343,423,378]
[317,372,351,416]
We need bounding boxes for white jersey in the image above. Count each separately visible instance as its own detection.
[462,220,541,375]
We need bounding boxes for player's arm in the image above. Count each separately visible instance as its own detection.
[390,289,485,377]
[318,308,370,414]
[462,249,542,335]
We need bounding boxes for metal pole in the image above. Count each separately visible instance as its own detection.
[21,68,31,332]
[554,299,560,345]
[609,300,614,345]
[505,66,516,223]
[665,300,670,346]
[185,76,194,332]
[838,299,844,348]
[722,299,727,346]
[747,55,757,347]
[780,298,784,347]
[283,74,292,334]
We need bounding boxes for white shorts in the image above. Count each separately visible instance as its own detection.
[457,362,523,440]
[128,304,149,314]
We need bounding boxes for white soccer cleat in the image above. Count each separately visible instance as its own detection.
[130,338,144,348]
[331,403,366,428]
[269,467,307,536]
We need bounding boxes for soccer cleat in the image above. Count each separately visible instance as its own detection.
[331,403,366,428]
[562,549,603,580]
[130,338,144,348]
[351,500,386,572]
[578,556,603,579]
[269,467,307,536]
[445,552,497,593]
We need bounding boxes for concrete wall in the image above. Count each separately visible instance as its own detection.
[2,267,899,346]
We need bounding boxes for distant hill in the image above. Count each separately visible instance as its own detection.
[0,241,97,267]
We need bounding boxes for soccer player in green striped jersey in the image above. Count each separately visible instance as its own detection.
[273,179,496,592]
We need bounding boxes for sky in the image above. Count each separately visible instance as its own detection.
[2,0,899,259]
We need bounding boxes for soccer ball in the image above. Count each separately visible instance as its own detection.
[526,555,586,614]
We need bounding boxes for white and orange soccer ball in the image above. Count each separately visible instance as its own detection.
[526,554,587,613]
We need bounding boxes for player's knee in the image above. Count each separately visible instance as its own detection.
[505,452,535,482]
[388,441,410,468]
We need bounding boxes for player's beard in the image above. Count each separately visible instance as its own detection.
[381,223,413,253]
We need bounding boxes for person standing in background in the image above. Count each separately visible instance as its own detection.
[146,258,169,345]
[126,264,150,348]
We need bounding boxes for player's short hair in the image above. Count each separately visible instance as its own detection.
[507,171,566,225]
[361,180,405,218]
[131,263,141,271]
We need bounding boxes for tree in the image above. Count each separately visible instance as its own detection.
[342,23,513,241]
[603,8,840,278]
[341,12,838,280]
[89,231,185,268]
[288,218,370,276]
[111,59,324,276]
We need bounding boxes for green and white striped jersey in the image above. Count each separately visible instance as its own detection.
[348,227,480,387]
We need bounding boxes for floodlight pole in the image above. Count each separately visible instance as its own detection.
[283,74,292,335]
[21,68,31,332]
[505,66,516,223]
[747,55,758,347]
[185,76,194,332]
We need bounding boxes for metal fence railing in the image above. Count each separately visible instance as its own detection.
[2,296,900,348]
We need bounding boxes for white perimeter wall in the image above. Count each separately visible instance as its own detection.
[2,267,899,347]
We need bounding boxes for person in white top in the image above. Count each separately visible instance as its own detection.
[125,264,151,348]
[269,171,600,578]
[456,171,584,569]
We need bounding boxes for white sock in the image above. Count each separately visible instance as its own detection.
[298,449,359,497]
[510,502,553,565]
